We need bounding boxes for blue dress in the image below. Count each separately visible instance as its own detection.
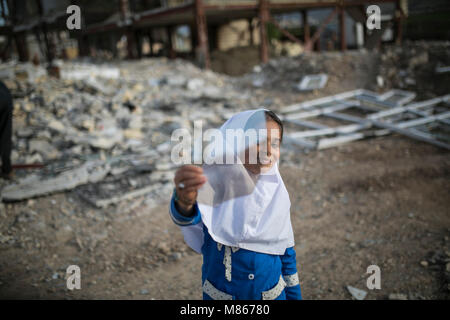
[169,196,302,300]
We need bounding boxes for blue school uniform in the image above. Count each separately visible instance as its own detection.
[169,196,302,300]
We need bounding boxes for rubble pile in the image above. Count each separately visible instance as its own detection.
[239,41,450,99]
[0,58,255,204]
[372,41,450,98]
[239,48,380,94]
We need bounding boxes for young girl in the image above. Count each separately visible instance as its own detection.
[169,108,302,300]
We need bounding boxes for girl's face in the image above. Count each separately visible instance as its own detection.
[243,119,281,175]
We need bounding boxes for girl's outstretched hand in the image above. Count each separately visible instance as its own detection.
[173,165,207,212]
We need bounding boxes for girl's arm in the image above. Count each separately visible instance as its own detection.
[280,247,302,300]
[169,191,202,226]
[169,164,206,226]
[169,192,205,254]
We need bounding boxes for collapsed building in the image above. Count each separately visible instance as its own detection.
[1,0,411,70]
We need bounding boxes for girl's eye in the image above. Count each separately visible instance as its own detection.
[271,143,280,149]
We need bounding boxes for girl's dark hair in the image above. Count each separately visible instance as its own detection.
[264,110,284,143]
[244,109,284,143]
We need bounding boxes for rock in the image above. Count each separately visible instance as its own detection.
[16,128,34,138]
[157,242,171,255]
[28,139,60,160]
[140,289,149,295]
[123,129,143,140]
[388,293,408,300]
[48,119,66,133]
[171,252,182,261]
[420,261,428,267]
[32,221,46,231]
[252,76,264,88]
[297,74,328,91]
[55,225,73,243]
[377,75,384,87]
[16,209,37,223]
[83,78,115,95]
[148,78,160,87]
[25,153,44,164]
[405,77,416,85]
[346,286,367,300]
[165,75,186,87]
[202,86,223,100]
[186,78,205,91]
[408,52,428,69]
[36,130,51,140]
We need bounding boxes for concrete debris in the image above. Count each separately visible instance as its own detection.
[388,293,408,300]
[435,66,450,74]
[186,78,205,91]
[346,285,367,300]
[376,75,384,88]
[0,62,47,82]
[88,184,163,208]
[60,63,120,80]
[2,161,110,201]
[297,74,328,91]
[420,260,429,267]
[1,57,250,205]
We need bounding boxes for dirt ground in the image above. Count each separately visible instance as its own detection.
[0,132,449,300]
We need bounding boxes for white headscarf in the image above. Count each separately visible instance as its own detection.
[182,109,295,255]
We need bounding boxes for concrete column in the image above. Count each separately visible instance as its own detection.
[258,0,269,63]
[339,6,346,51]
[194,0,210,69]
[302,10,310,44]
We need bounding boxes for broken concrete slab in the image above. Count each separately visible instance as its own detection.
[60,63,120,80]
[1,161,110,201]
[435,66,450,73]
[296,74,328,91]
[28,139,61,160]
[83,183,162,208]
[346,286,367,300]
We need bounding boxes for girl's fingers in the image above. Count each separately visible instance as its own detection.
[177,165,203,177]
[174,168,207,186]
[174,166,203,182]
[181,165,203,172]
[183,181,206,193]
[177,176,206,189]
[174,166,206,202]
[175,171,205,183]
